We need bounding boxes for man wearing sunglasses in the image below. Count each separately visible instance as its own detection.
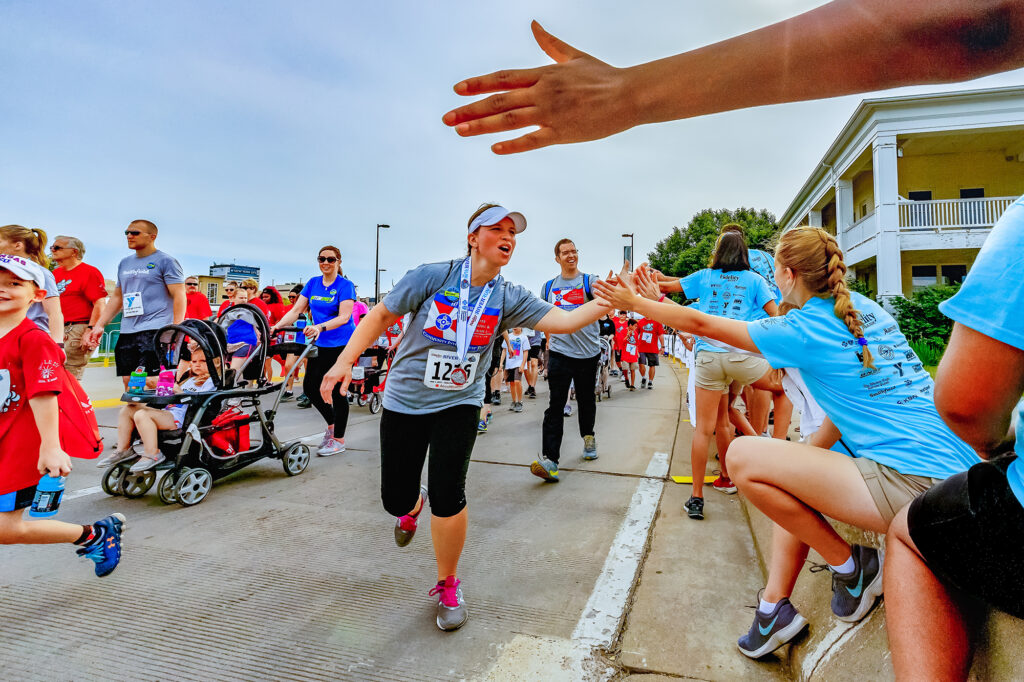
[86,220,185,389]
[51,235,108,380]
[184,276,212,320]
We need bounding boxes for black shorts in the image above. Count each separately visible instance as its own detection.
[0,485,36,512]
[638,352,660,366]
[504,368,522,382]
[614,350,622,362]
[115,329,162,376]
[908,455,1024,618]
[527,346,541,360]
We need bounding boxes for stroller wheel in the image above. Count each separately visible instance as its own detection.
[357,394,369,407]
[175,467,213,507]
[368,393,382,414]
[121,470,157,498]
[101,462,131,496]
[157,470,179,505]
[282,443,311,476]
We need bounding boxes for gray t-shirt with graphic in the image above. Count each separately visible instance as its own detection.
[542,273,601,359]
[27,267,59,333]
[116,250,185,334]
[382,260,552,414]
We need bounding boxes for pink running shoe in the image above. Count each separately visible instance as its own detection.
[394,485,428,547]
[429,575,468,631]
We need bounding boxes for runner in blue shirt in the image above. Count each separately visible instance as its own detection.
[884,196,1024,680]
[272,245,356,456]
[594,226,978,659]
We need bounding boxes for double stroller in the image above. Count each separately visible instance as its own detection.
[102,304,316,507]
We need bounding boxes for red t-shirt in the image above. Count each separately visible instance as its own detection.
[0,319,65,494]
[636,319,664,354]
[53,263,106,324]
[616,327,640,363]
[185,291,213,320]
[264,302,286,326]
[612,317,628,348]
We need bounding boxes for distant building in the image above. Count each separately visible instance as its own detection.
[198,274,226,305]
[209,263,261,282]
[779,85,1024,302]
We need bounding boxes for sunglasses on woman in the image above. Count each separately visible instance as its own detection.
[317,256,338,263]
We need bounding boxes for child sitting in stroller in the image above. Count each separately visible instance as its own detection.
[98,342,216,473]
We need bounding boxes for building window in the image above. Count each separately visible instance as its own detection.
[942,264,967,286]
[207,283,218,304]
[907,190,933,227]
[911,265,937,290]
[959,188,984,226]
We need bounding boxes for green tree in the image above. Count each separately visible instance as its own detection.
[890,284,960,348]
[647,208,781,279]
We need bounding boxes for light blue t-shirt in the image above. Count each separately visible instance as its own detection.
[748,293,978,479]
[748,248,783,311]
[679,268,774,354]
[300,275,356,348]
[116,250,185,334]
[939,195,1024,503]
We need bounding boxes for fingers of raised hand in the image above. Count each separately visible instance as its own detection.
[450,67,544,99]
[445,89,536,129]
[491,128,559,155]
[453,106,541,138]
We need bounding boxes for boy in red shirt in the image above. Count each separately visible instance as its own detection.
[0,254,126,577]
[636,317,664,389]
[615,318,640,390]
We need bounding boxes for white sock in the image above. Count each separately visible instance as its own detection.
[830,555,856,575]
[758,598,778,615]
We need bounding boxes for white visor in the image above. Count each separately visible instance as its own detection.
[468,206,526,234]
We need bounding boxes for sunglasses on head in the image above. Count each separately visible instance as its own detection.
[125,230,144,236]
[318,256,338,263]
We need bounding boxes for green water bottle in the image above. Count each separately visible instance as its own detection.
[128,365,147,394]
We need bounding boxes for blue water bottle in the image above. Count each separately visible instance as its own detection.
[296,316,309,345]
[29,474,66,518]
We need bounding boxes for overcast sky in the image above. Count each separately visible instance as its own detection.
[3,1,1022,296]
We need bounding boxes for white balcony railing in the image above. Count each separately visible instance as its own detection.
[842,210,876,246]
[898,196,1018,231]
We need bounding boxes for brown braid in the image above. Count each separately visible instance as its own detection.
[776,227,874,369]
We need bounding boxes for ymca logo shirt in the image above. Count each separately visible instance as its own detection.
[116,250,185,334]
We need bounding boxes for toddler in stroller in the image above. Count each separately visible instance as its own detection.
[347,345,388,413]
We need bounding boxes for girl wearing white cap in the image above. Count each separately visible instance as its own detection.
[320,203,607,631]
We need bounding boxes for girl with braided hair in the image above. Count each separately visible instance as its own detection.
[594,226,979,660]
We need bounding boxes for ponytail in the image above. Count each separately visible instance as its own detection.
[776,227,874,369]
[0,224,50,269]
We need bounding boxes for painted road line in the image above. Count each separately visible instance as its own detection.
[572,451,668,649]
[64,485,104,501]
[92,398,124,409]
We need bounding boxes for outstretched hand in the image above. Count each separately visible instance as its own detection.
[593,269,640,312]
[443,21,637,155]
[633,265,662,300]
[320,359,352,405]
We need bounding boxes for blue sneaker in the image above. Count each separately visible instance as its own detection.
[830,545,884,622]
[530,458,559,482]
[76,513,126,577]
[477,419,488,433]
[737,598,808,658]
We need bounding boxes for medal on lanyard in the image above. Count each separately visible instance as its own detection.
[454,257,496,385]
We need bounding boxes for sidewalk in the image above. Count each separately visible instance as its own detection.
[79,363,127,406]
[613,362,790,681]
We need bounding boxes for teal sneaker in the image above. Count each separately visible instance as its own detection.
[829,545,884,622]
[737,597,808,658]
[582,435,598,460]
[530,458,559,482]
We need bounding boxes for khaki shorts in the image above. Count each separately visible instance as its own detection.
[853,457,941,524]
[694,351,770,393]
[63,322,91,380]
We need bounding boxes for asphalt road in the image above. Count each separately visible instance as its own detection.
[2,368,683,681]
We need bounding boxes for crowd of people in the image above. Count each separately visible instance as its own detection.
[3,1,1024,678]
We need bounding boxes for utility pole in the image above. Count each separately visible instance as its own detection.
[375,223,390,303]
[621,233,635,271]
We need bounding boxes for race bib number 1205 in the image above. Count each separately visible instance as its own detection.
[423,349,479,391]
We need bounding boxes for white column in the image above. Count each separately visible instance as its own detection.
[808,210,822,228]
[835,178,854,252]
[873,134,902,307]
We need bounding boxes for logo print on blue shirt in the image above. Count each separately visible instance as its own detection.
[146,262,156,269]
[436,314,453,331]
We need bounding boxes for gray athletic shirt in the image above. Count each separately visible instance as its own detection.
[116,250,185,334]
[27,267,59,333]
[382,260,552,414]
[542,273,601,359]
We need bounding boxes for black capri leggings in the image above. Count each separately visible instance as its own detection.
[380,404,479,518]
[303,344,349,437]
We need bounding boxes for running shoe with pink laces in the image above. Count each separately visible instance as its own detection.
[429,575,468,631]
[394,485,428,547]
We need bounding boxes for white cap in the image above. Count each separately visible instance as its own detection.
[468,205,526,234]
[0,254,47,288]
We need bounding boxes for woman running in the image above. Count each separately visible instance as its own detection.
[649,230,778,517]
[319,204,606,632]
[594,226,979,659]
[272,245,356,456]
[0,225,64,343]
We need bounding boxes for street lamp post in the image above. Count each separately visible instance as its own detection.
[621,233,635,271]
[375,224,390,303]
[377,269,387,300]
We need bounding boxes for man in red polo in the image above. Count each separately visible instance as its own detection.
[51,235,107,380]
[184,275,213,320]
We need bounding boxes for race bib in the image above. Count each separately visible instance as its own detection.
[123,291,144,318]
[641,332,653,344]
[626,343,637,356]
[423,349,479,391]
